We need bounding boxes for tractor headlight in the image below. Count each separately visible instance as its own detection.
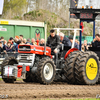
[17,55,21,60]
[27,56,30,60]
[27,55,33,60]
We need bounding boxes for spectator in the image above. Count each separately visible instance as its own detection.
[1,36,4,42]
[19,35,23,41]
[40,38,45,46]
[20,40,25,45]
[23,38,27,44]
[0,42,7,58]
[5,42,15,52]
[15,36,19,40]
[26,38,30,44]
[46,29,60,55]
[13,38,18,46]
[81,40,89,51]
[92,34,100,47]
[31,38,37,45]
[9,37,14,45]
[0,42,4,54]
[26,43,30,45]
[59,32,71,46]
[3,40,7,50]
[15,40,21,52]
[75,39,80,45]
[0,36,4,46]
[1,36,4,41]
[68,35,79,49]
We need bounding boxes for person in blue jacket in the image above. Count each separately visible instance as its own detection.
[68,35,79,49]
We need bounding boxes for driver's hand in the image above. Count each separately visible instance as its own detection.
[54,48,58,53]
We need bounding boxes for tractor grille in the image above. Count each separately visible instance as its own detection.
[19,46,31,51]
[18,54,33,63]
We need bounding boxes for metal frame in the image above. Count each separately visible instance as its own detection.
[53,28,81,49]
[79,19,95,50]
[69,8,100,50]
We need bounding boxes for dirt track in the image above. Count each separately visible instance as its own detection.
[0,80,100,100]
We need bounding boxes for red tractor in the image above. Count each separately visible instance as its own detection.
[1,28,100,85]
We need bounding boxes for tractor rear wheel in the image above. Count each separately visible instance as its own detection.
[74,51,100,85]
[36,57,56,84]
[1,56,18,83]
[63,51,82,84]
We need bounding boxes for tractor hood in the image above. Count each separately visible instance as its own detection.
[18,45,51,56]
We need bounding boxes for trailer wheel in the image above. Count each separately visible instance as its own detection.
[36,57,56,84]
[3,78,15,83]
[1,56,18,83]
[64,51,81,84]
[74,51,100,85]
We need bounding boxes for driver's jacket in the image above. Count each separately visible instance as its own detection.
[46,35,60,51]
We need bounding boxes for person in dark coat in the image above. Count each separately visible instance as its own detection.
[59,32,71,46]
[5,41,16,52]
[46,29,60,55]
[0,42,7,58]
[92,34,100,47]
[0,42,4,54]
[9,37,14,45]
[15,40,21,52]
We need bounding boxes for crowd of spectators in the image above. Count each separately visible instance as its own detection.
[0,35,45,55]
[0,32,100,57]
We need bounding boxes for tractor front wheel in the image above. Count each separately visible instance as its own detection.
[36,57,56,84]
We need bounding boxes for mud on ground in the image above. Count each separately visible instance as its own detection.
[0,80,100,100]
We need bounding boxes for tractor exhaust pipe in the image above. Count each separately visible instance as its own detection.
[44,21,47,55]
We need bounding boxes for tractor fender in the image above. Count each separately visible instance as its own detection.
[64,48,79,59]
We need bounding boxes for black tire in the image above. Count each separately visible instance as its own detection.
[36,57,56,84]
[3,78,15,83]
[63,51,81,84]
[23,72,37,83]
[1,56,18,83]
[97,74,100,84]
[74,51,100,85]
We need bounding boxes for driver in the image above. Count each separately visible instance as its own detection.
[46,29,60,55]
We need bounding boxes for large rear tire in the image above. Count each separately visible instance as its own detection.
[63,51,82,84]
[36,57,56,84]
[74,51,100,85]
[1,56,18,83]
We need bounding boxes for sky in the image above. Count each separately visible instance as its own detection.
[77,0,100,9]
[0,0,4,15]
